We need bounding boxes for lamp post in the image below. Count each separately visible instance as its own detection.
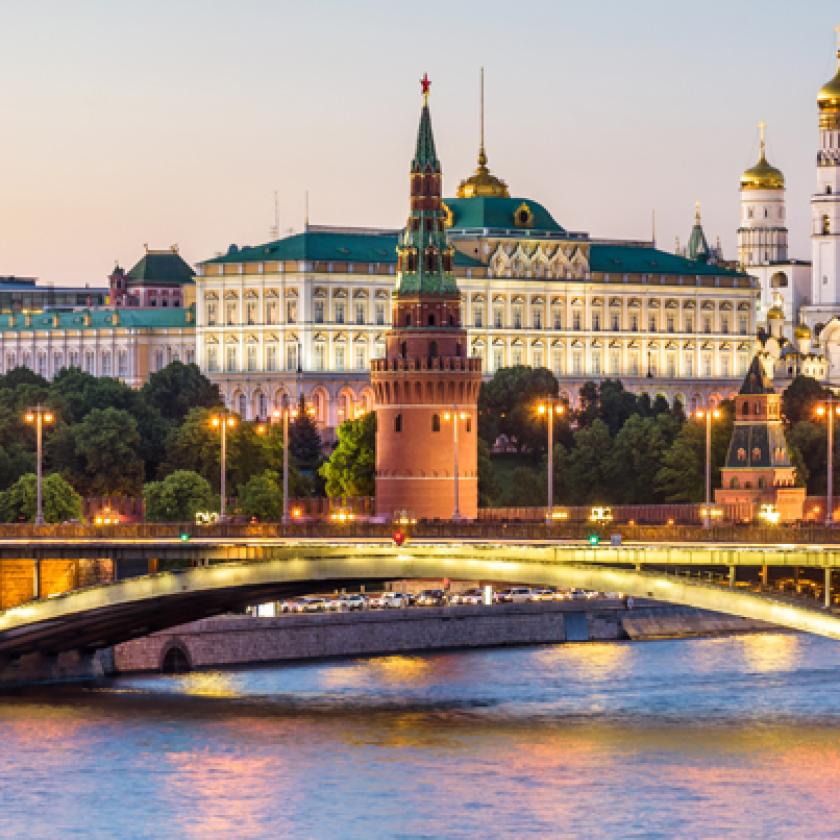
[443,405,469,521]
[536,397,565,518]
[815,394,840,526]
[694,406,720,529]
[210,411,237,521]
[24,405,55,525]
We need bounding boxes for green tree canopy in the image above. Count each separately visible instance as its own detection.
[64,408,145,495]
[0,473,82,523]
[478,366,564,452]
[782,376,826,424]
[565,419,613,504]
[477,439,501,507]
[606,414,674,503]
[237,469,283,521]
[144,470,215,522]
[141,362,222,423]
[319,412,375,499]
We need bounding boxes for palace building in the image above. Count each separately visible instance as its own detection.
[194,94,758,432]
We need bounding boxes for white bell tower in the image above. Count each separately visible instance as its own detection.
[811,26,840,306]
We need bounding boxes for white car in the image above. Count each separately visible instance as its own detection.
[450,588,484,605]
[295,597,328,613]
[381,592,411,608]
[337,594,367,611]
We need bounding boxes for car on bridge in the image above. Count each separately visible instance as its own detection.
[335,594,367,611]
[415,589,446,607]
[381,592,412,609]
[294,597,329,613]
[494,587,533,604]
[449,588,484,606]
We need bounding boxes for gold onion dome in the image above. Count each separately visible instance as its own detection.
[456,147,510,198]
[794,322,812,339]
[767,306,784,320]
[818,46,840,108]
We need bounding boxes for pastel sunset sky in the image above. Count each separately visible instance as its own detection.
[1,0,838,284]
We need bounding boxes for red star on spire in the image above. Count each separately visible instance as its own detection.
[420,73,431,97]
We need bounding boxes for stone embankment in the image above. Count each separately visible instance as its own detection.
[112,601,770,674]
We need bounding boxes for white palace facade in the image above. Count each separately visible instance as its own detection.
[195,171,758,432]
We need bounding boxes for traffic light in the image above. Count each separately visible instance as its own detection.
[587,533,600,546]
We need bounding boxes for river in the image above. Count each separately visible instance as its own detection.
[2,633,840,838]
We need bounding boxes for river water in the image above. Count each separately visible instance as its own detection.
[3,633,840,839]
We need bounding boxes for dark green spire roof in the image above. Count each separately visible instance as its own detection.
[687,203,710,263]
[739,355,775,395]
[396,85,458,298]
[127,249,194,287]
[412,103,439,172]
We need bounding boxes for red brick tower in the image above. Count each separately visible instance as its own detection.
[371,75,482,520]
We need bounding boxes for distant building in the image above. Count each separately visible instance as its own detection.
[0,276,107,313]
[715,356,805,523]
[0,307,195,387]
[109,246,195,309]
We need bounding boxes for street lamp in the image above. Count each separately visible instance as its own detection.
[209,411,237,521]
[442,405,470,521]
[24,405,55,525]
[693,406,721,529]
[815,394,840,526]
[536,397,565,518]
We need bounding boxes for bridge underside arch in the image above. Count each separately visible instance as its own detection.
[2,551,840,659]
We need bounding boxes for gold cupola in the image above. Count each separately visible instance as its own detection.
[818,26,840,129]
[740,122,784,191]
[455,68,510,199]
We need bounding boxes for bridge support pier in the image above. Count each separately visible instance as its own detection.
[826,568,833,610]
[728,566,736,589]
[760,564,769,588]
[32,557,40,599]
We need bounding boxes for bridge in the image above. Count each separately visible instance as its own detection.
[3,538,840,682]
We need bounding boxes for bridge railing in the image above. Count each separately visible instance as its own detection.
[2,520,840,544]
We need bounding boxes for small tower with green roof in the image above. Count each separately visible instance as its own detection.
[372,75,482,520]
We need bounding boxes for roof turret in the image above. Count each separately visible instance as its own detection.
[740,122,784,191]
[687,202,711,263]
[739,355,775,395]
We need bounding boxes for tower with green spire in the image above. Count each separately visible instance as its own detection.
[372,75,482,521]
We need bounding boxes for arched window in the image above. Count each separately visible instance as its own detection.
[752,447,762,461]
[395,414,402,433]
[238,393,247,418]
[431,413,441,432]
[758,477,766,489]
[730,478,739,489]
[428,313,436,327]
[465,417,472,433]
[400,341,407,358]
[823,215,831,235]
[754,402,760,416]
[429,341,438,358]
[404,313,412,326]
[742,402,749,416]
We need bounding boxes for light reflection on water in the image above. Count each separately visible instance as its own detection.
[3,634,840,838]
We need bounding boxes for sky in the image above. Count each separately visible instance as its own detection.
[0,0,838,286]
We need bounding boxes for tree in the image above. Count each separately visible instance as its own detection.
[605,414,672,503]
[141,362,222,423]
[0,473,82,523]
[565,420,613,503]
[575,381,599,427]
[477,439,500,507]
[788,420,832,494]
[654,409,733,502]
[238,470,283,521]
[502,465,544,507]
[597,379,639,435]
[782,376,826,424]
[144,470,214,522]
[66,408,144,495]
[289,401,324,471]
[49,368,138,424]
[0,367,48,391]
[478,366,562,452]
[319,412,375,498]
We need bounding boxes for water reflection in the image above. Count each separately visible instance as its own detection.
[3,635,840,838]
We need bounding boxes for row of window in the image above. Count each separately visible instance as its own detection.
[1,347,193,378]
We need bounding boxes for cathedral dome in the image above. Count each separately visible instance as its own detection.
[740,152,784,191]
[794,322,812,339]
[456,148,510,199]
[818,58,840,109]
[767,306,784,321]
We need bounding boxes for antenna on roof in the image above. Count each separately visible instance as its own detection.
[651,209,656,247]
[304,189,310,231]
[270,190,280,240]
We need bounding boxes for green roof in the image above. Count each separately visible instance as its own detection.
[127,251,195,287]
[589,244,745,277]
[739,355,774,394]
[0,306,194,333]
[443,196,565,233]
[203,230,483,268]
